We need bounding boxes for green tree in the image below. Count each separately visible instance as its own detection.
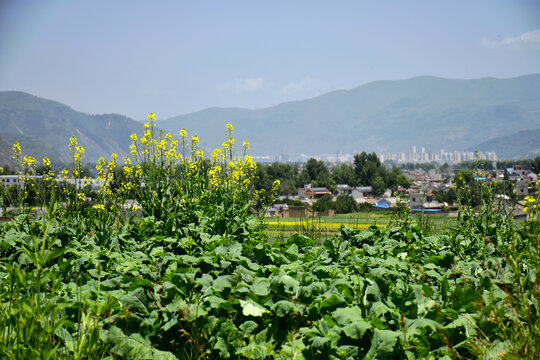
[335,194,358,214]
[332,163,356,186]
[300,158,335,191]
[372,176,386,195]
[312,194,335,212]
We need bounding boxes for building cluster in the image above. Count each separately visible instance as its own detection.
[255,148,498,165]
[266,165,537,219]
[253,153,354,164]
[0,175,102,189]
[379,147,498,164]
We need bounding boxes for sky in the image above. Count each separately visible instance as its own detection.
[0,0,539,120]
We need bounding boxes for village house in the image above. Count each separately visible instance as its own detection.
[302,186,332,200]
[408,191,443,209]
[352,186,373,199]
[336,184,354,196]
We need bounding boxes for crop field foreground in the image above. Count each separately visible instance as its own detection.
[0,116,539,359]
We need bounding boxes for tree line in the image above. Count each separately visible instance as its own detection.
[254,152,411,196]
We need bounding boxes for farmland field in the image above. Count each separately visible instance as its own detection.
[0,119,539,359]
[264,212,459,239]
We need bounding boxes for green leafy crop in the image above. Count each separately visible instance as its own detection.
[0,115,538,359]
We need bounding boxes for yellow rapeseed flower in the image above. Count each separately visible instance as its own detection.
[69,135,78,147]
[211,148,223,160]
[92,204,105,211]
[148,112,156,121]
[12,141,22,161]
[23,155,36,168]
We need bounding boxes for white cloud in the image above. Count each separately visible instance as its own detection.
[216,77,265,93]
[279,76,321,95]
[483,29,540,48]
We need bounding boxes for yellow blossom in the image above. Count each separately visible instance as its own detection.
[12,141,22,160]
[211,148,223,160]
[23,155,36,168]
[92,204,105,211]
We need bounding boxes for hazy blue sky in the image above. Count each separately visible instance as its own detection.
[1,0,539,119]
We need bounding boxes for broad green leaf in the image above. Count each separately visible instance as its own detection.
[273,300,298,317]
[319,293,344,313]
[239,320,258,336]
[214,336,230,358]
[444,314,478,337]
[405,318,442,341]
[251,277,271,296]
[369,301,393,318]
[206,295,227,309]
[277,274,300,294]
[240,299,269,317]
[213,275,234,292]
[343,321,372,339]
[287,234,314,248]
[367,329,400,355]
[332,306,363,325]
[310,336,331,348]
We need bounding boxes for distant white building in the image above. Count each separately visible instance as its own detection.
[0,175,42,188]
[0,175,102,190]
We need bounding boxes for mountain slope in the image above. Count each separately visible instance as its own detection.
[158,75,540,157]
[0,91,143,163]
[468,129,540,159]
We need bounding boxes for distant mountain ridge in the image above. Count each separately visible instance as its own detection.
[0,91,143,163]
[1,74,540,164]
[468,129,540,159]
[159,74,540,158]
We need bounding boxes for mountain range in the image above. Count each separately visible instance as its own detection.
[1,74,540,164]
[466,129,540,159]
[158,75,540,158]
[0,91,141,164]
